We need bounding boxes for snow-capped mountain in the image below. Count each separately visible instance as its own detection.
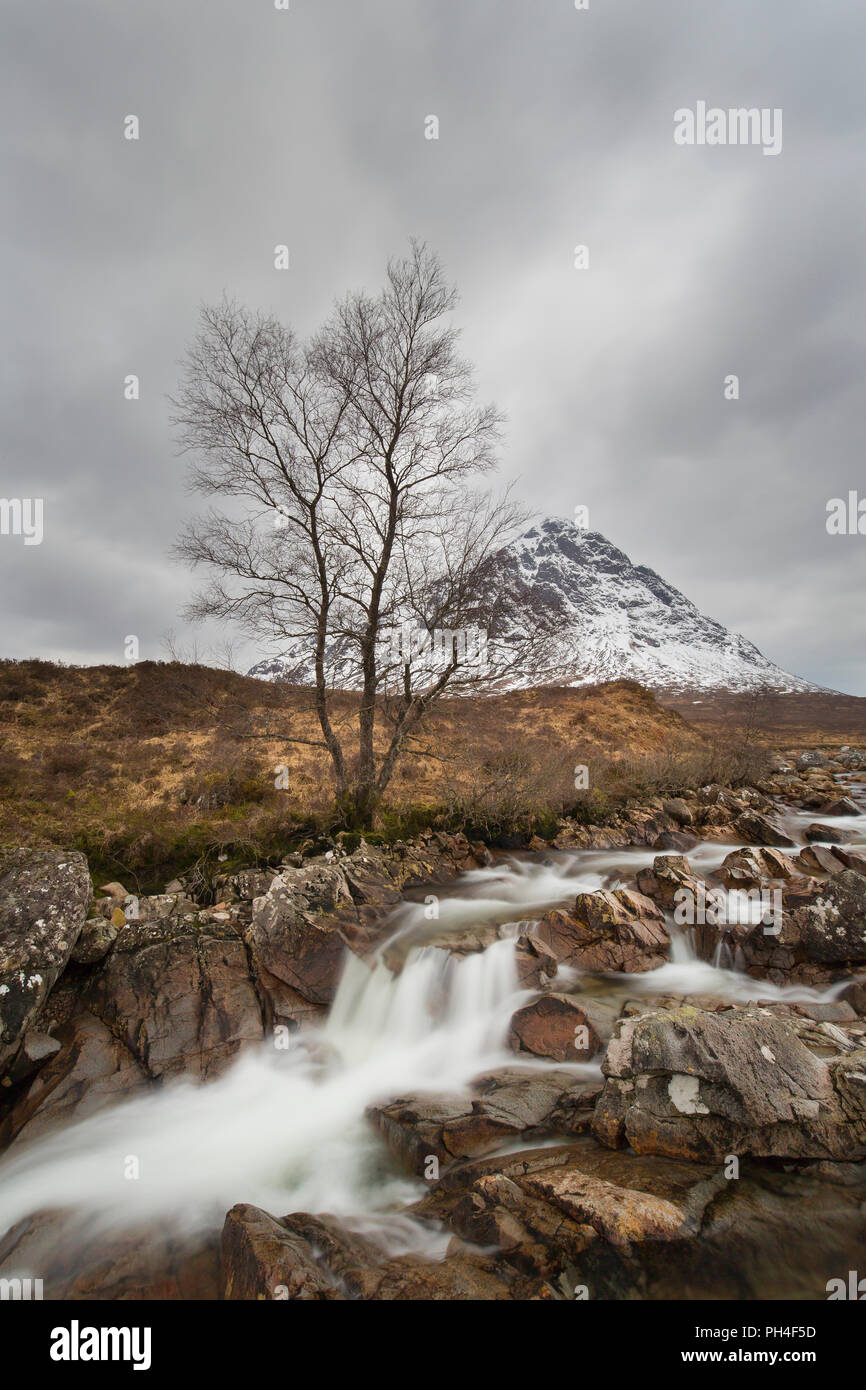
[248,517,823,695]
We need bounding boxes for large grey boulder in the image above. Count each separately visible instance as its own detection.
[791,870,866,963]
[0,848,91,1074]
[592,1004,866,1161]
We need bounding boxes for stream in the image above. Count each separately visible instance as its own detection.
[1,776,866,1267]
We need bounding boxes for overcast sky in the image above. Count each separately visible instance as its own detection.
[2,0,865,692]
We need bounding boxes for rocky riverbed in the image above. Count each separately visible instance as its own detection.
[2,747,866,1299]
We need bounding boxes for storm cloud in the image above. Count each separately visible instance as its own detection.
[2,0,864,690]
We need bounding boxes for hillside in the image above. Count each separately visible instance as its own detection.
[0,659,706,887]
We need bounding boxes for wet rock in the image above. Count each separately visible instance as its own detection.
[249,872,353,1005]
[0,1212,220,1300]
[592,1004,866,1161]
[817,797,861,817]
[0,848,92,1075]
[221,1204,523,1300]
[534,889,668,975]
[732,811,795,848]
[805,822,854,844]
[662,798,694,826]
[417,1138,724,1286]
[840,981,866,1017]
[416,1136,866,1299]
[797,845,844,875]
[618,808,677,847]
[83,917,265,1080]
[790,1000,858,1025]
[508,993,603,1061]
[652,830,698,852]
[513,933,559,989]
[830,845,866,873]
[717,847,799,889]
[636,855,701,911]
[369,1068,598,1172]
[0,1013,148,1149]
[790,870,866,963]
[222,1203,339,1300]
[248,848,452,1005]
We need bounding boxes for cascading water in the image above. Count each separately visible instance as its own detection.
[2,793,866,1259]
[0,937,529,1253]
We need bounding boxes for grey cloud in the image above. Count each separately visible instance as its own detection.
[1,0,864,690]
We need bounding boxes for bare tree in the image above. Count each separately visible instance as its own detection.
[172,242,549,824]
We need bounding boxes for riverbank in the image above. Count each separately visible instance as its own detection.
[1,744,866,1298]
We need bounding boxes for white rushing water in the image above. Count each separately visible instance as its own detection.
[2,794,865,1255]
[0,938,530,1252]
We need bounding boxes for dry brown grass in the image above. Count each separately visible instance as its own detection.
[0,660,741,884]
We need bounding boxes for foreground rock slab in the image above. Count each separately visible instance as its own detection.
[592,1004,866,1161]
[369,1067,600,1172]
[221,1203,533,1300]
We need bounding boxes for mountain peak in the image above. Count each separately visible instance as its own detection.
[492,516,820,694]
[247,514,823,695]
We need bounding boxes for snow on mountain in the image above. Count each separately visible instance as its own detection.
[247,517,823,695]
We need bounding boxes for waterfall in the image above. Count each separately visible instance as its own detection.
[0,938,525,1249]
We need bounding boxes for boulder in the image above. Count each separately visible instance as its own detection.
[796,752,828,770]
[662,798,694,826]
[83,917,265,1080]
[805,822,854,844]
[732,811,795,848]
[248,857,403,1005]
[830,845,866,873]
[508,994,604,1061]
[651,830,698,852]
[636,855,700,911]
[817,797,861,817]
[0,848,91,1075]
[717,847,799,889]
[790,870,866,963]
[797,845,844,875]
[592,1004,866,1161]
[221,1204,339,1300]
[534,889,668,975]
